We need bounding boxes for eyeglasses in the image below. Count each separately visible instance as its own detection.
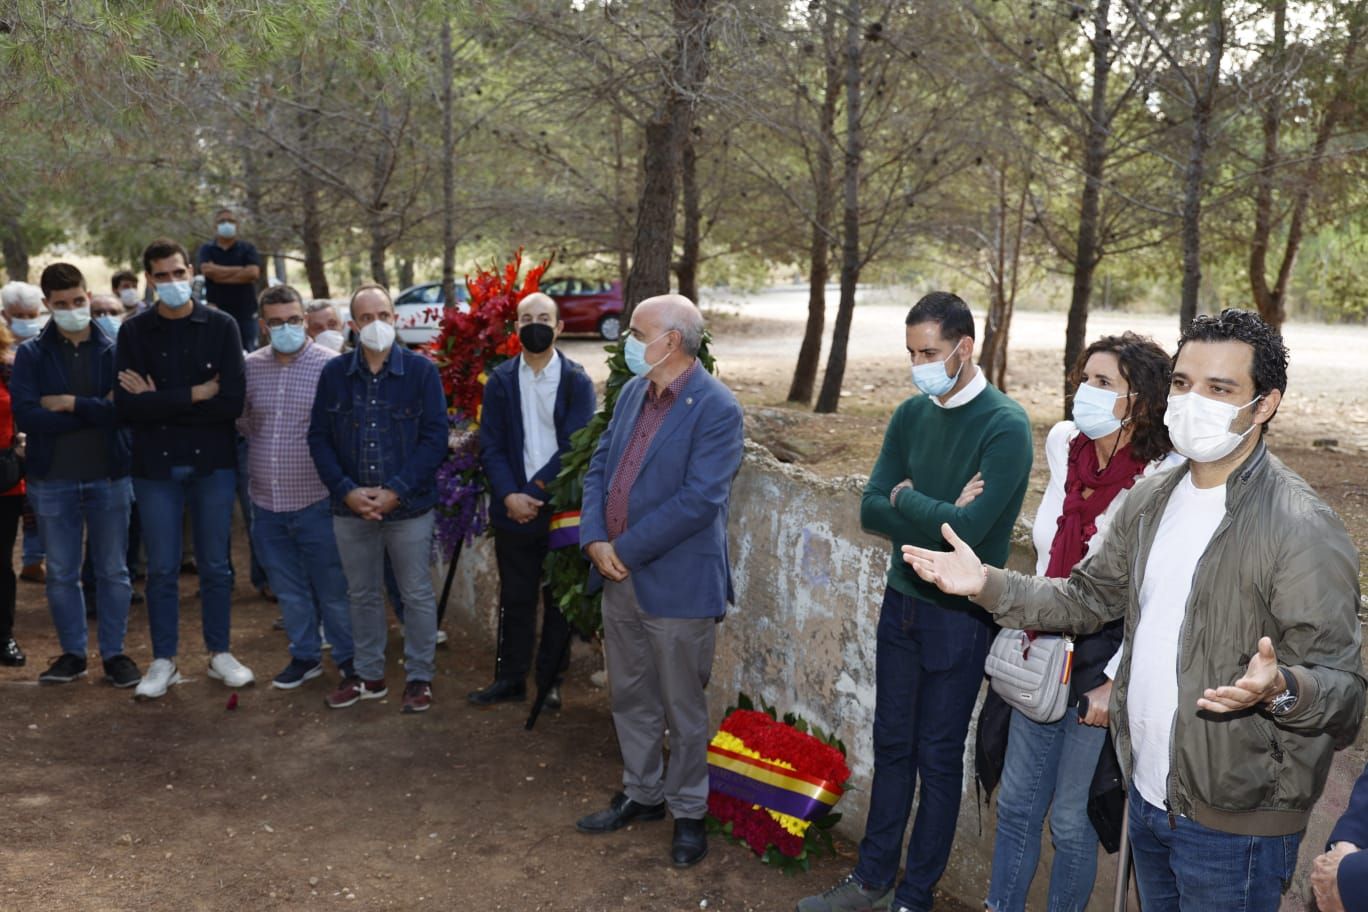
[264,316,305,329]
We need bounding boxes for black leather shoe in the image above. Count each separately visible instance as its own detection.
[671,817,708,867]
[576,791,667,834]
[0,638,25,667]
[466,678,526,706]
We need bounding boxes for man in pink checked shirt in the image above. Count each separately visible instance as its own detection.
[237,285,355,690]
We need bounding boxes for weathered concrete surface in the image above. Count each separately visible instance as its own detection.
[445,442,1366,911]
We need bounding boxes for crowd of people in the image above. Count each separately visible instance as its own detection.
[1,213,1365,904]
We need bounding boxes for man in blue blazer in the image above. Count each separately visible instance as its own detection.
[1313,765,1368,911]
[573,294,745,869]
[469,292,596,707]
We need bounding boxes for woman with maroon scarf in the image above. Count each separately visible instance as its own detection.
[983,333,1178,912]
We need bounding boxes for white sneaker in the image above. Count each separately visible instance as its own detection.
[435,629,448,645]
[207,652,255,688]
[134,658,182,700]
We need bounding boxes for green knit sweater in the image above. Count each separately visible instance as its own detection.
[861,381,1033,611]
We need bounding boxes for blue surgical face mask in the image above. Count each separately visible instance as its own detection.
[95,314,122,338]
[911,345,964,398]
[156,281,193,309]
[269,322,306,354]
[51,306,91,333]
[624,331,670,377]
[8,316,43,339]
[1072,382,1134,440]
[216,221,237,240]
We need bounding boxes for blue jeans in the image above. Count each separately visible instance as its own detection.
[854,587,994,911]
[987,707,1108,912]
[28,478,133,659]
[332,511,437,683]
[234,436,267,591]
[134,467,237,658]
[251,499,354,667]
[1128,784,1301,911]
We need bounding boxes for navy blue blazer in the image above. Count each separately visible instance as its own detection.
[1329,764,1368,908]
[479,351,596,535]
[580,363,745,619]
[10,321,130,479]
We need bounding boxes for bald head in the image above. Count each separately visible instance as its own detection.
[517,292,559,322]
[90,294,123,318]
[634,294,704,357]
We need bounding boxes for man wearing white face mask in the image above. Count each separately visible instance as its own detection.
[11,263,139,689]
[116,237,252,700]
[304,299,346,353]
[802,291,1033,912]
[903,308,1364,912]
[308,284,448,715]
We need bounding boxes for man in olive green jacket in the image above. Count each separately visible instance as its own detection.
[905,309,1363,912]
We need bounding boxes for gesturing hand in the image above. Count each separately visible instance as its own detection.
[1197,636,1283,713]
[585,541,629,583]
[901,523,985,597]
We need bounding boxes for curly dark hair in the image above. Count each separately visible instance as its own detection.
[1070,332,1173,464]
[1175,308,1289,431]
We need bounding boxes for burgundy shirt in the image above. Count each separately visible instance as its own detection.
[605,360,699,539]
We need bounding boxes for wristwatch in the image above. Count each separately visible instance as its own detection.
[1266,666,1299,717]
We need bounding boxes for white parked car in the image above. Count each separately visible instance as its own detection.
[393,282,470,347]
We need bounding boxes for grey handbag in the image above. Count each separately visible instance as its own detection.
[984,628,1074,724]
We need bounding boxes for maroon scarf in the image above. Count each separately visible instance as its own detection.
[1044,433,1148,579]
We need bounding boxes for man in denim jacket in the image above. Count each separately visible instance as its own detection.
[307,284,448,714]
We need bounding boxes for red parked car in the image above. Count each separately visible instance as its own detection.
[540,277,624,340]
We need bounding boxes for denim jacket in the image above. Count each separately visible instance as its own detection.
[11,321,130,479]
[307,344,448,520]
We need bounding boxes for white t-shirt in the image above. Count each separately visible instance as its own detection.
[517,351,561,480]
[1128,472,1227,809]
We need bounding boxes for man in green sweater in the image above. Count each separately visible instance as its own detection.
[800,292,1033,912]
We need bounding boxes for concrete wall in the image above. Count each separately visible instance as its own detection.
[445,442,1366,911]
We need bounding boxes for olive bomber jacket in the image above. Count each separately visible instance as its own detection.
[975,442,1365,837]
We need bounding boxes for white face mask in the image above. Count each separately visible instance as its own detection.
[315,329,345,352]
[1164,392,1263,463]
[358,319,396,353]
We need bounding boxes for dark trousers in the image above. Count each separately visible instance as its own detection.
[492,526,569,684]
[0,495,21,640]
[854,587,994,912]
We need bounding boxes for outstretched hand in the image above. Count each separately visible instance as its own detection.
[901,523,985,597]
[1197,636,1283,713]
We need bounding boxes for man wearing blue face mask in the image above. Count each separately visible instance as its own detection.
[11,263,139,689]
[238,284,354,691]
[903,309,1364,912]
[116,237,252,700]
[576,294,745,869]
[196,207,263,350]
[801,291,1033,912]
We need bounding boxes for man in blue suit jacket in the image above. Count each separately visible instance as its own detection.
[1313,766,1368,911]
[469,292,596,707]
[573,294,745,869]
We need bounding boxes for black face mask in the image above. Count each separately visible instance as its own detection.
[519,322,555,354]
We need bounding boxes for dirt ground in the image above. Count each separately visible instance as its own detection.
[4,288,1363,912]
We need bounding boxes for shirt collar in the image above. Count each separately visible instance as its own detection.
[519,349,561,381]
[345,342,405,377]
[932,367,987,409]
[648,358,699,403]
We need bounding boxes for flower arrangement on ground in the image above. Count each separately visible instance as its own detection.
[428,250,550,558]
[707,694,850,873]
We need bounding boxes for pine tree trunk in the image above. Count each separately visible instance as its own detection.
[814,0,862,415]
[1064,0,1112,418]
[0,213,28,282]
[1179,1,1224,331]
[787,4,840,406]
[676,132,701,304]
[440,18,458,306]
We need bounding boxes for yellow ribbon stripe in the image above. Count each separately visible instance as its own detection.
[708,731,843,837]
